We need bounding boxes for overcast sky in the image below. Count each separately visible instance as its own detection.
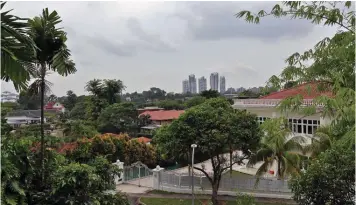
[1,1,338,96]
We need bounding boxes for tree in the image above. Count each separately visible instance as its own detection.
[227,109,261,176]
[156,100,185,110]
[18,90,41,110]
[154,98,261,205]
[97,102,138,134]
[184,96,206,108]
[1,2,36,91]
[236,1,355,147]
[85,79,104,97]
[289,144,355,205]
[304,125,339,158]
[85,79,126,121]
[103,79,125,104]
[69,100,90,120]
[200,89,220,99]
[45,94,57,103]
[63,120,98,141]
[248,118,304,180]
[63,90,77,111]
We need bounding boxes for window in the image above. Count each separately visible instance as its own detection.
[257,116,270,125]
[288,118,320,135]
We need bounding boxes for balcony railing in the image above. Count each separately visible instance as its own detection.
[233,99,324,107]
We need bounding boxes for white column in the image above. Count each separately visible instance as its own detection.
[113,159,124,184]
[152,165,164,190]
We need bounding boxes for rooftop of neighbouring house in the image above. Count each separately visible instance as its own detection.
[45,102,64,109]
[133,137,152,144]
[259,82,333,100]
[139,110,185,121]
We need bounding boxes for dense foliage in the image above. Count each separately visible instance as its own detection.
[290,144,355,205]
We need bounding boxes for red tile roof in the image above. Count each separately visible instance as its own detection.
[139,110,184,121]
[260,82,333,100]
[134,137,152,144]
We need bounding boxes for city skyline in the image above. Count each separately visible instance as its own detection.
[182,72,227,94]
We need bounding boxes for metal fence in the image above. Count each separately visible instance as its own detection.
[160,171,291,194]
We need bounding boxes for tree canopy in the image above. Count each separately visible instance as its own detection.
[289,144,355,205]
[154,98,261,205]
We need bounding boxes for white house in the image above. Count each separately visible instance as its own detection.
[1,91,19,103]
[232,82,333,176]
[5,110,47,128]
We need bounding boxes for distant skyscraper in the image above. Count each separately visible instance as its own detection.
[188,74,197,94]
[220,76,226,94]
[198,77,207,93]
[182,80,189,94]
[210,72,219,91]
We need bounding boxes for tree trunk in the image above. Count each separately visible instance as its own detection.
[40,65,45,185]
[211,183,219,205]
[229,146,233,177]
[277,157,281,179]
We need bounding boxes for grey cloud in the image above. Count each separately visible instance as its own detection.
[172,2,314,41]
[89,36,136,57]
[126,17,176,53]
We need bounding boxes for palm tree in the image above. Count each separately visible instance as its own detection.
[248,117,305,180]
[27,8,76,182]
[1,2,36,90]
[85,79,104,97]
[103,79,125,104]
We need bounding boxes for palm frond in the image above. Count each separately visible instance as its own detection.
[284,136,305,152]
[247,148,273,167]
[28,78,53,96]
[1,2,37,91]
[253,158,272,187]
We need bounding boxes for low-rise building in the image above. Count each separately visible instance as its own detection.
[5,110,47,128]
[1,91,19,103]
[137,106,164,115]
[232,82,333,176]
[139,110,185,126]
[233,82,333,145]
[44,102,65,113]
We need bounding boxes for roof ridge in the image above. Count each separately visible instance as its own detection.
[260,81,319,99]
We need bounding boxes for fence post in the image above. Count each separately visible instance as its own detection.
[152,165,165,190]
[179,173,181,188]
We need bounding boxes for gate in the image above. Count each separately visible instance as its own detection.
[123,161,153,188]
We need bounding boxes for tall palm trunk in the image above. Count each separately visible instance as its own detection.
[40,64,46,184]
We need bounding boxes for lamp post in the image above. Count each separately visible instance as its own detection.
[191,144,197,205]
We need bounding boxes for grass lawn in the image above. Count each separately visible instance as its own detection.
[140,198,288,205]
[222,170,255,178]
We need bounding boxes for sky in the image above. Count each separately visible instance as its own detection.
[1,1,338,96]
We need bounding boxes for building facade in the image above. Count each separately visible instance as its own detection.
[220,76,226,94]
[188,74,197,94]
[232,82,333,177]
[5,110,47,128]
[198,76,207,93]
[182,80,189,94]
[1,91,19,103]
[210,72,219,91]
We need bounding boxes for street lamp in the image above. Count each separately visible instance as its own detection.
[191,144,197,205]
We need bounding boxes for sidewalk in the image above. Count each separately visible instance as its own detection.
[128,192,297,204]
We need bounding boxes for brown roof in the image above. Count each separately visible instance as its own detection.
[139,110,184,121]
[260,82,333,100]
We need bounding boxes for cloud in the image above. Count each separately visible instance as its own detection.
[1,1,338,96]
[172,2,314,41]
